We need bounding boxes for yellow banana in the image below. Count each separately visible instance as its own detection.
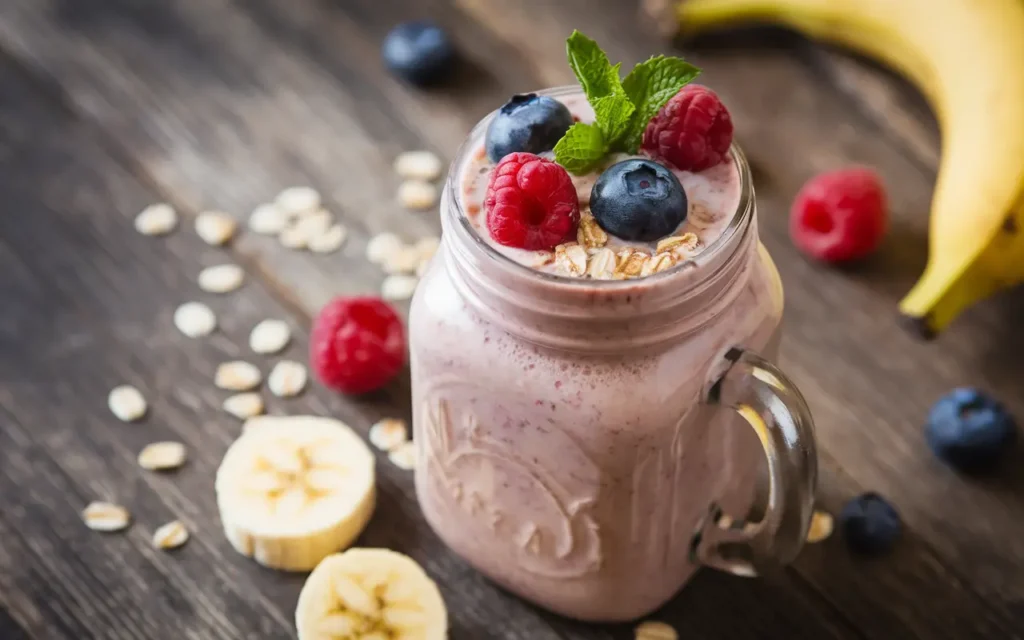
[671,0,1024,337]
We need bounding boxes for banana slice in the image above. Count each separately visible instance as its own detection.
[296,548,448,640]
[215,415,375,571]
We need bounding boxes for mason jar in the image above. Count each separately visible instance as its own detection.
[409,87,818,623]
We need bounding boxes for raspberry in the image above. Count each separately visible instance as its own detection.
[485,152,580,250]
[310,297,405,394]
[642,84,734,172]
[790,167,888,263]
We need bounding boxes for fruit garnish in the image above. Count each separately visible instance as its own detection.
[310,297,405,394]
[295,548,448,639]
[485,152,581,250]
[553,30,700,174]
[789,167,888,263]
[215,416,376,571]
[839,493,902,555]
[925,388,1017,473]
[590,159,687,241]
[642,84,734,171]
[485,94,575,162]
[381,21,455,86]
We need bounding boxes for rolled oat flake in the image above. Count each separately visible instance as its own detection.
[174,301,217,338]
[137,441,187,471]
[222,392,265,419]
[198,264,245,294]
[369,418,409,452]
[249,319,291,355]
[215,361,262,391]
[108,385,147,422]
[248,203,287,235]
[152,520,190,550]
[634,621,678,640]
[134,203,177,236]
[195,211,238,246]
[388,441,418,470]
[275,186,322,216]
[82,501,131,532]
[267,360,307,397]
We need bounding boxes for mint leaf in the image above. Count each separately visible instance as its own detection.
[553,122,607,175]
[591,94,635,144]
[620,56,701,152]
[565,30,625,103]
[565,30,635,147]
[554,32,703,171]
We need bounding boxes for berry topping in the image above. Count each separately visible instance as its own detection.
[590,159,687,242]
[642,84,734,172]
[310,297,405,394]
[839,493,902,555]
[381,22,455,86]
[485,94,574,162]
[485,152,580,250]
[790,167,888,263]
[925,388,1017,473]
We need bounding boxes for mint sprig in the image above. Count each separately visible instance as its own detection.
[553,31,701,175]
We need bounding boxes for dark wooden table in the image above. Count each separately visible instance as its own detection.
[2,0,1023,638]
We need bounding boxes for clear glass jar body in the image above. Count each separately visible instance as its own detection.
[409,89,808,623]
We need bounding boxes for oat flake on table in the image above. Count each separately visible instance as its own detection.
[249,319,291,354]
[152,520,190,550]
[394,150,443,181]
[222,392,264,419]
[108,385,147,422]
[248,202,287,235]
[308,224,348,254]
[137,441,187,471]
[173,301,217,338]
[267,360,307,397]
[275,186,321,217]
[634,620,677,640]
[215,361,262,391]
[382,245,421,275]
[197,264,244,294]
[397,180,438,210]
[134,203,177,236]
[82,501,131,532]
[194,211,238,246]
[388,441,417,470]
[369,418,408,452]
[381,274,419,301]
[295,209,333,236]
[366,232,403,265]
[278,224,309,250]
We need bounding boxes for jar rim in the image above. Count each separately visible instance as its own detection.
[443,84,754,294]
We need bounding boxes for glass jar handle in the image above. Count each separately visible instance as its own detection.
[692,347,818,577]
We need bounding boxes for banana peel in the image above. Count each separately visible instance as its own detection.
[658,0,1024,338]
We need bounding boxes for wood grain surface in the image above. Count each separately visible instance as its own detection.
[1,0,1023,638]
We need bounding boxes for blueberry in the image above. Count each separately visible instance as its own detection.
[590,159,687,242]
[925,387,1017,473]
[485,94,574,162]
[839,493,902,555]
[381,21,455,86]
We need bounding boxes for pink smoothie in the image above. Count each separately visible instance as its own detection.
[410,87,785,622]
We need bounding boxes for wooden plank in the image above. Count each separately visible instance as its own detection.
[0,0,1021,637]
[0,57,578,640]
